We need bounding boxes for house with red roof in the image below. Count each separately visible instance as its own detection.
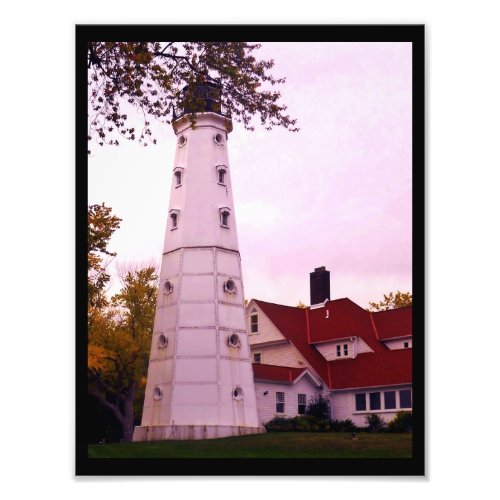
[246,267,412,428]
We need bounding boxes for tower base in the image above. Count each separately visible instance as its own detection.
[133,424,266,442]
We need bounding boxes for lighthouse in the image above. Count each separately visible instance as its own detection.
[133,82,263,441]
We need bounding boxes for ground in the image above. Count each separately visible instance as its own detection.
[88,432,412,459]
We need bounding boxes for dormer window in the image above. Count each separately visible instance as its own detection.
[219,206,231,228]
[216,165,227,186]
[173,167,184,188]
[169,209,180,230]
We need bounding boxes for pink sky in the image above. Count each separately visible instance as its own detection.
[88,42,412,308]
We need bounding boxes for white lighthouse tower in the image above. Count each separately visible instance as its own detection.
[133,82,263,441]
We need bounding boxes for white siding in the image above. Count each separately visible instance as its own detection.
[314,337,374,361]
[251,343,304,368]
[331,384,413,427]
[254,377,324,425]
[383,338,412,350]
[356,337,373,354]
[246,303,286,344]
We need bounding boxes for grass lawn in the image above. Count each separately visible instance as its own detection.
[88,432,412,459]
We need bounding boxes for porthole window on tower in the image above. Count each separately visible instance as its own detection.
[214,132,224,145]
[232,386,244,401]
[153,386,163,400]
[227,333,241,348]
[169,209,180,230]
[224,278,236,294]
[164,280,173,294]
[177,135,187,147]
[158,334,168,349]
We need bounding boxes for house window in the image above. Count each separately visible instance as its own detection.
[343,343,348,356]
[384,391,396,410]
[403,341,409,348]
[336,345,341,357]
[369,392,381,410]
[253,352,261,364]
[298,394,307,415]
[400,389,412,408]
[355,393,366,411]
[250,314,258,333]
[276,392,285,413]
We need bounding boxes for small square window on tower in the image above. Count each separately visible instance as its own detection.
[216,165,228,185]
[173,166,184,188]
[169,209,180,230]
[219,206,231,228]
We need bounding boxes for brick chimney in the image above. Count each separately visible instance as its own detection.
[310,266,331,305]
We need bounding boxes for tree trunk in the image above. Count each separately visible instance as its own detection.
[121,385,136,443]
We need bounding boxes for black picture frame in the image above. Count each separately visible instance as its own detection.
[76,24,424,476]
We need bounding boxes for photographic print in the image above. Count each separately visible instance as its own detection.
[77,25,424,475]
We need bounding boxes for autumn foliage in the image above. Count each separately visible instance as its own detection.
[87,42,298,152]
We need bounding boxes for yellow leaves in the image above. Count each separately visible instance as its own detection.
[88,344,113,372]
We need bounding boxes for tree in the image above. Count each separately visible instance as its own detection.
[306,393,331,421]
[88,42,298,152]
[88,265,158,442]
[367,291,412,311]
[88,203,121,309]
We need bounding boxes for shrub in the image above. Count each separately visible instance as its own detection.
[305,393,331,421]
[330,419,357,433]
[264,415,330,432]
[364,413,386,432]
[264,417,293,432]
[387,411,412,433]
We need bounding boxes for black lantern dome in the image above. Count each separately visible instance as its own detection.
[174,80,226,119]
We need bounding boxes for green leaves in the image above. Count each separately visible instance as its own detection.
[87,42,299,153]
[367,291,413,311]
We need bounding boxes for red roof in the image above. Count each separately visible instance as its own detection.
[252,363,307,383]
[308,298,386,353]
[371,306,412,340]
[254,300,330,383]
[327,349,412,390]
[251,298,412,391]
